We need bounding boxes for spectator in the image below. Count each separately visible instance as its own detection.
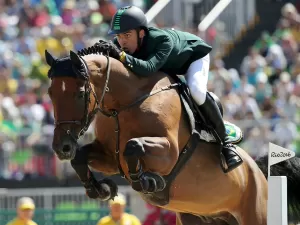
[254,72,272,107]
[281,3,300,46]
[5,197,37,225]
[280,32,298,68]
[273,116,298,148]
[143,204,176,225]
[98,0,117,24]
[96,193,141,225]
[240,47,266,77]
[265,40,287,72]
[291,53,300,79]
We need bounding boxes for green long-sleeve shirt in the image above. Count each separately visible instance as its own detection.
[114,27,212,76]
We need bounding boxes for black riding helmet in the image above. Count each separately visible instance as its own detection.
[108,6,148,35]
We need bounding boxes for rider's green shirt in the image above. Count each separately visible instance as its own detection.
[113,27,212,76]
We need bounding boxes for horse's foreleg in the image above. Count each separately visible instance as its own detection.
[70,142,90,184]
[124,137,176,193]
[71,141,118,200]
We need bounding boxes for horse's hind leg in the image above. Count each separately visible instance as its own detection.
[238,169,268,225]
[238,197,267,225]
[124,137,178,193]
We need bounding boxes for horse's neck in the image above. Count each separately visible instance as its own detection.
[87,55,142,107]
[84,55,130,108]
[86,54,172,109]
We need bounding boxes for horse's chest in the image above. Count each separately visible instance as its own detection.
[121,110,169,136]
[95,111,166,149]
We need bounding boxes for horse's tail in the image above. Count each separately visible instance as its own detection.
[255,154,300,222]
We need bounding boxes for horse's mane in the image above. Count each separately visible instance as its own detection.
[77,41,136,80]
[49,41,164,84]
[76,41,172,87]
[77,42,104,57]
[48,41,107,79]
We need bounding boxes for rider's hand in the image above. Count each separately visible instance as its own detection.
[95,40,121,60]
[106,41,122,60]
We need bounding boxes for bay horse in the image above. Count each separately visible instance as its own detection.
[45,47,300,225]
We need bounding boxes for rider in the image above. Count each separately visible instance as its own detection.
[101,5,243,173]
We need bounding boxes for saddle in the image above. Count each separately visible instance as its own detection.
[172,75,243,145]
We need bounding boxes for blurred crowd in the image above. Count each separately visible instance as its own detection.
[0,0,299,180]
[0,0,157,179]
[208,2,300,158]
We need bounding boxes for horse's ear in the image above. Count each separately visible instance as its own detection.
[45,50,56,66]
[70,50,83,68]
[70,50,89,79]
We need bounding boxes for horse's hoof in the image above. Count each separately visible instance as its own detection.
[84,179,102,199]
[141,172,166,193]
[84,178,117,201]
[131,179,143,192]
[99,178,118,200]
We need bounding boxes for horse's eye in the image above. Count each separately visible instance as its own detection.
[78,91,85,98]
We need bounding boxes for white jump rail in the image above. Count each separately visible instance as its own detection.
[267,176,288,225]
[267,142,296,225]
[145,0,172,24]
[198,0,232,32]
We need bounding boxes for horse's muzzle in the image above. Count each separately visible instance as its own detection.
[52,139,77,160]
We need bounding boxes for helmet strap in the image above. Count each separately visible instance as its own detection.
[136,28,143,51]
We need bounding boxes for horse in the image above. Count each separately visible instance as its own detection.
[45,47,300,225]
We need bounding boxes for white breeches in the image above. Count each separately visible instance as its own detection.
[186,53,210,105]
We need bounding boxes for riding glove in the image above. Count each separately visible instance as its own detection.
[98,40,122,60]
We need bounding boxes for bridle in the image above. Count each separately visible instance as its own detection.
[53,54,179,179]
[54,55,111,143]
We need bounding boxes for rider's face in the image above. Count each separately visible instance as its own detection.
[116,29,144,54]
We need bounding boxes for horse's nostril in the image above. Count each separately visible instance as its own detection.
[62,145,71,153]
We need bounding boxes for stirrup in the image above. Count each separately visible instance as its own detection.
[220,145,243,173]
[221,158,243,173]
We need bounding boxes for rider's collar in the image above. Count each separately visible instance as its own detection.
[134,29,149,54]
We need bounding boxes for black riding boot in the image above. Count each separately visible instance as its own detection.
[198,93,243,173]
